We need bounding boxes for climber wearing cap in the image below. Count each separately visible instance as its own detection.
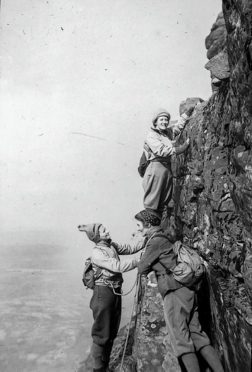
[142,108,193,220]
[78,223,144,372]
[134,209,224,372]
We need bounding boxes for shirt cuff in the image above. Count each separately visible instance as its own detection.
[181,113,189,120]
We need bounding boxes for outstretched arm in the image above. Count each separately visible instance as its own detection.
[171,112,192,138]
[92,248,139,273]
[137,238,160,276]
[111,235,145,255]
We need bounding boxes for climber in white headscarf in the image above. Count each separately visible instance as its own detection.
[140,107,194,221]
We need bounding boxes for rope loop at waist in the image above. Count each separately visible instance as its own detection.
[95,278,137,296]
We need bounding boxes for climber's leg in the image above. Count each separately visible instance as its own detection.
[199,345,224,372]
[90,286,120,371]
[103,293,121,368]
[188,294,211,354]
[180,352,201,372]
[159,164,173,211]
[143,162,169,212]
[163,287,195,357]
[91,343,105,371]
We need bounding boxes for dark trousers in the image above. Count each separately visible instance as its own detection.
[90,285,121,369]
[163,287,210,357]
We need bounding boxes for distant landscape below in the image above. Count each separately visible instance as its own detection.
[0,242,136,372]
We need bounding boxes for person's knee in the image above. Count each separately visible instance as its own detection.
[92,334,111,347]
[180,352,201,372]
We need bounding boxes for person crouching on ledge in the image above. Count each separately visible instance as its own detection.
[134,209,224,372]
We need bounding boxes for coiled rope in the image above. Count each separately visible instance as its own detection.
[104,277,138,296]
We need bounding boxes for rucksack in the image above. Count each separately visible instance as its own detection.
[138,151,150,177]
[138,142,154,177]
[171,241,206,286]
[82,257,102,290]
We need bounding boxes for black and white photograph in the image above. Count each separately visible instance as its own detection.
[1,0,252,371]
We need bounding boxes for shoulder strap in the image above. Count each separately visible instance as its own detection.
[142,231,170,259]
[152,233,175,274]
[153,232,168,239]
[145,231,166,245]
[159,260,171,274]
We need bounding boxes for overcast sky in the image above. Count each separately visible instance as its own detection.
[0,0,221,249]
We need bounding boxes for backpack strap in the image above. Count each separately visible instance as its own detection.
[142,231,166,250]
[152,233,177,274]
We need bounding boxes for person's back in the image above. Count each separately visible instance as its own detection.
[138,230,182,297]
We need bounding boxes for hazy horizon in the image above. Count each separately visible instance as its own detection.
[0,0,222,251]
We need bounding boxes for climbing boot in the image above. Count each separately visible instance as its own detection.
[181,352,200,372]
[199,345,224,372]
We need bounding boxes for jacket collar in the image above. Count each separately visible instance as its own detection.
[96,240,111,248]
[151,126,173,139]
[145,226,163,238]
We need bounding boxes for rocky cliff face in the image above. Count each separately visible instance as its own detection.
[177,2,252,370]
[174,2,252,370]
[80,1,252,371]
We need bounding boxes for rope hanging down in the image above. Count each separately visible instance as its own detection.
[118,233,157,369]
[119,274,141,372]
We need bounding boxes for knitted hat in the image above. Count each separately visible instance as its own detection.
[152,111,171,126]
[134,209,161,226]
[79,223,102,243]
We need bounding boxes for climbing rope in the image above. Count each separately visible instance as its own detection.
[118,233,158,370]
[103,233,156,297]
[104,277,137,296]
[119,274,141,372]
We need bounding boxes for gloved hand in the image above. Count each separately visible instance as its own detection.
[174,138,190,155]
[185,106,195,117]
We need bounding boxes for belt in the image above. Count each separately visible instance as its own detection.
[150,158,171,166]
[95,280,122,288]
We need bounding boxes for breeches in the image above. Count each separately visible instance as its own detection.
[90,285,122,346]
[163,287,210,357]
[143,161,173,213]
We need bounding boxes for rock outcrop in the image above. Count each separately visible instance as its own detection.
[205,12,230,90]
[205,12,227,60]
